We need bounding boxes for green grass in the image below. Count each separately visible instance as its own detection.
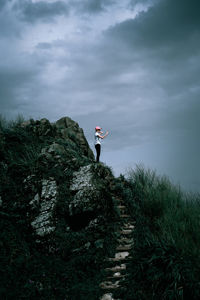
[123,165,200,300]
[0,114,25,129]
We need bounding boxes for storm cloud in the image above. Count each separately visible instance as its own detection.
[0,0,199,192]
[14,0,69,22]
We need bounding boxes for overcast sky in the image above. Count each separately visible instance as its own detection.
[0,0,199,192]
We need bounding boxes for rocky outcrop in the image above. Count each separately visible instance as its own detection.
[17,114,114,239]
[21,116,94,161]
[25,162,114,236]
[0,115,120,299]
[55,116,94,160]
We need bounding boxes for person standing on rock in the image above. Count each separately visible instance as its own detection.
[94,126,109,163]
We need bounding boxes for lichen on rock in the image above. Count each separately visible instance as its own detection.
[30,178,57,236]
[69,164,98,215]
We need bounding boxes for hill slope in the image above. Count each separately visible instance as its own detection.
[0,116,200,300]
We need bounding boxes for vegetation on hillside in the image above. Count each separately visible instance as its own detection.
[120,166,200,300]
[0,115,200,299]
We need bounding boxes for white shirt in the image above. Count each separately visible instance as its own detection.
[95,132,101,145]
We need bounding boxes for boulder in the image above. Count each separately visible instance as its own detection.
[55,116,79,130]
[69,165,99,215]
[56,116,94,160]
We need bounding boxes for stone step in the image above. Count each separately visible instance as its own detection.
[116,244,132,251]
[118,219,135,224]
[117,205,126,210]
[107,271,122,278]
[115,251,130,259]
[100,281,121,290]
[105,264,126,273]
[120,214,131,219]
[117,238,133,244]
[107,273,127,280]
[115,222,134,229]
[100,293,114,300]
[123,223,135,229]
[119,229,133,235]
[100,293,120,300]
[106,252,132,263]
[120,226,134,232]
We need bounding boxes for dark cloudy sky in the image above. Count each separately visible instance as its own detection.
[0,0,199,192]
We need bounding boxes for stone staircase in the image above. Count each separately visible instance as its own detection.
[99,197,135,300]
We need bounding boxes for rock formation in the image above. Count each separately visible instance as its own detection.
[0,116,135,300]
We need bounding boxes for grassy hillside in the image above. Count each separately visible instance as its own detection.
[0,116,200,299]
[121,166,200,299]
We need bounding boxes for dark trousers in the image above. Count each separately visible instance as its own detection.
[95,144,101,162]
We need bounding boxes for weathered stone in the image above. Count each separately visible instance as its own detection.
[69,164,102,216]
[115,252,129,260]
[35,225,56,236]
[70,165,93,191]
[100,293,114,300]
[29,193,40,207]
[30,179,57,236]
[56,116,94,159]
[55,116,79,130]
[41,179,57,199]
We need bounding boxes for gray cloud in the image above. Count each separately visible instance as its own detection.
[0,0,7,11]
[0,2,22,38]
[129,0,157,8]
[0,52,44,118]
[109,0,200,48]
[15,0,69,23]
[76,0,115,14]
[36,42,52,49]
